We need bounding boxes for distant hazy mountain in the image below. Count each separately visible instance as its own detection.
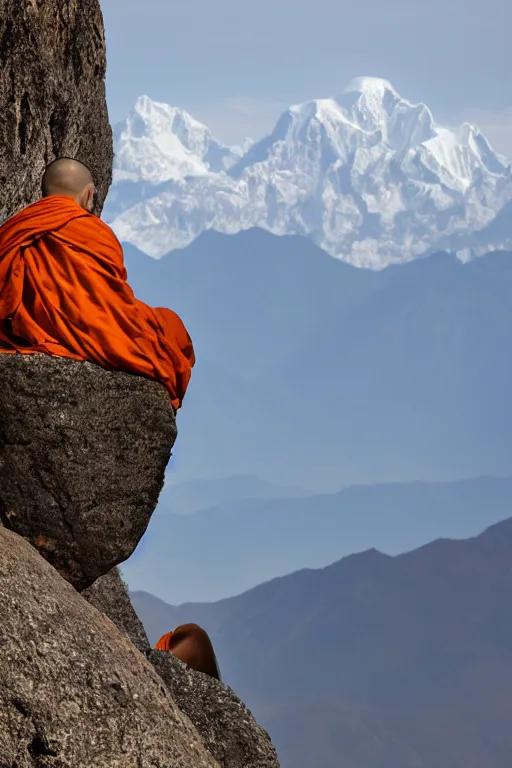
[122,474,512,603]
[161,474,309,516]
[105,77,512,267]
[123,229,512,491]
[131,518,512,768]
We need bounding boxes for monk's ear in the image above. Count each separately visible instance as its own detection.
[82,183,95,213]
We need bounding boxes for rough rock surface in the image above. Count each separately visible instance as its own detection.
[84,567,281,768]
[83,566,150,655]
[0,526,219,767]
[150,652,281,768]
[0,354,177,590]
[0,0,113,220]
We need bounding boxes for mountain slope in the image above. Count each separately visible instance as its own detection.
[160,474,310,516]
[131,518,512,768]
[123,230,512,490]
[105,77,512,267]
[123,475,512,603]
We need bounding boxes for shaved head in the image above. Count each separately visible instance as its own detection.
[41,158,95,212]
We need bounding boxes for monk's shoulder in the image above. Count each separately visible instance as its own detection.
[58,215,126,271]
[96,216,123,248]
[63,213,120,246]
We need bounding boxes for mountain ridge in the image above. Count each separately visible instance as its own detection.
[122,230,512,491]
[131,517,512,767]
[105,76,512,267]
[160,474,311,515]
[122,474,512,604]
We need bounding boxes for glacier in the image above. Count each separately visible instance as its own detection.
[104,77,512,269]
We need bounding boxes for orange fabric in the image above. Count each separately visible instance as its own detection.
[155,631,174,651]
[0,196,195,409]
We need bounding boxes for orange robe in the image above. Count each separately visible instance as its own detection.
[155,631,175,651]
[0,195,195,410]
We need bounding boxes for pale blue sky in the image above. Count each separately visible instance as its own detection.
[102,0,511,152]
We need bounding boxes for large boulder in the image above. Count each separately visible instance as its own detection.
[0,526,219,767]
[84,567,281,768]
[0,0,113,220]
[0,353,176,590]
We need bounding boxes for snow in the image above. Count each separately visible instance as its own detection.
[343,76,400,98]
[104,79,512,269]
[113,96,210,184]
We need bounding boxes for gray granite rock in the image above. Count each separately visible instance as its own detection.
[0,526,219,768]
[0,0,113,220]
[83,565,151,655]
[84,567,281,768]
[150,651,281,768]
[0,353,177,590]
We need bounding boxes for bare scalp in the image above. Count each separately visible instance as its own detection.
[42,157,93,198]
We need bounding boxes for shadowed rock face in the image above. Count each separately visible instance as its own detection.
[0,0,113,219]
[84,567,281,768]
[0,354,177,590]
[0,526,219,768]
[83,566,151,655]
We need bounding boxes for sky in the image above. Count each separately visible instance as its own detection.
[101,0,511,156]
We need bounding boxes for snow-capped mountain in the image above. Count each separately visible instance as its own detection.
[113,95,249,184]
[105,78,512,268]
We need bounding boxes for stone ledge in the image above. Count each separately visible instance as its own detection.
[0,353,176,589]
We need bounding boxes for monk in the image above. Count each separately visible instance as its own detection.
[155,624,221,680]
[0,158,194,410]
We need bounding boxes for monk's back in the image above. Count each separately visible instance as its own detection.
[0,194,194,409]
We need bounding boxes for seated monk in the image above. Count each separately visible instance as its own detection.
[0,158,195,410]
[155,623,221,680]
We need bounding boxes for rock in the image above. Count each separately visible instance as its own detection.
[0,526,219,768]
[0,353,177,590]
[83,567,281,768]
[83,566,150,655]
[150,651,281,768]
[0,0,113,220]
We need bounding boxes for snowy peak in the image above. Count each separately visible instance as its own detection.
[237,77,505,194]
[134,96,212,160]
[235,77,438,177]
[337,76,436,150]
[421,122,510,193]
[113,95,248,185]
[457,123,509,173]
[113,96,210,183]
[343,76,400,100]
[106,78,512,268]
[340,76,403,134]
